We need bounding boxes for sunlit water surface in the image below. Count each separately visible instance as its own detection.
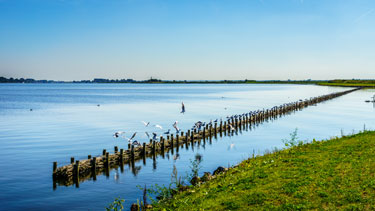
[0,83,374,210]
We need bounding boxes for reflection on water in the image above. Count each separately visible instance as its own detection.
[0,84,374,210]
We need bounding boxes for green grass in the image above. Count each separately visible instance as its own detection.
[152,131,375,210]
[317,80,375,88]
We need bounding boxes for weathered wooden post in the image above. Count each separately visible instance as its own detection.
[102,149,106,156]
[120,149,124,162]
[70,157,75,164]
[114,146,118,153]
[128,143,131,150]
[74,160,80,177]
[53,162,57,176]
[142,142,146,157]
[131,145,135,160]
[161,138,165,154]
[152,140,156,155]
[142,142,146,165]
[105,152,109,167]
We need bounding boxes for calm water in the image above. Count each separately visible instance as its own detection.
[0,83,374,210]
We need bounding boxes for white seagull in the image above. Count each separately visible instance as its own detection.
[127,132,137,142]
[113,131,125,138]
[141,121,150,127]
[154,124,163,130]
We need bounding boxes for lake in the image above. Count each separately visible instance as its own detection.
[0,83,374,210]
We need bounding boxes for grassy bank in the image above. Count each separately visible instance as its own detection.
[317,80,375,88]
[153,131,375,210]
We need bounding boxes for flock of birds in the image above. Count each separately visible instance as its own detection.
[113,102,185,147]
[111,100,293,150]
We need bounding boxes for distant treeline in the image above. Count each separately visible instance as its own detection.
[0,76,319,84]
[1,76,374,86]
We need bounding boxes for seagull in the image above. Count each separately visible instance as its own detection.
[97,104,100,107]
[164,129,171,135]
[127,132,137,142]
[154,124,163,130]
[152,132,158,140]
[181,102,185,114]
[145,132,150,139]
[173,121,180,133]
[132,140,141,147]
[141,121,150,127]
[113,131,125,138]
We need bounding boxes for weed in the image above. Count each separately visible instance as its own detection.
[282,128,303,147]
[106,197,125,211]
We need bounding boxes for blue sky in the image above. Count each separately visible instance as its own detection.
[0,0,374,81]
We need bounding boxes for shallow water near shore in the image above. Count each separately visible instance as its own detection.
[0,83,374,210]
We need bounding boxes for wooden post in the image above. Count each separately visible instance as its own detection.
[114,146,118,153]
[102,149,106,156]
[152,141,156,156]
[91,156,97,181]
[171,135,174,149]
[120,149,124,162]
[53,162,57,175]
[88,155,91,159]
[128,143,131,150]
[131,145,135,160]
[74,160,80,176]
[142,142,146,157]
[202,128,206,139]
[70,157,74,164]
[105,152,109,167]
[161,139,165,154]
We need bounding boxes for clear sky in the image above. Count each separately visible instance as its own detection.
[0,0,374,81]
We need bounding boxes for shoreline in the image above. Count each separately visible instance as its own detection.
[150,130,375,210]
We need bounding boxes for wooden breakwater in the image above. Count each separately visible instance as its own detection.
[52,88,360,187]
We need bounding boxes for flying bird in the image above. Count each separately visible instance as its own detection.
[154,124,163,130]
[127,132,137,142]
[141,121,150,127]
[173,121,180,133]
[145,132,150,139]
[181,102,185,114]
[113,131,125,138]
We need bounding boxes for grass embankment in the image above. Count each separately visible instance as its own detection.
[317,80,375,88]
[153,131,375,210]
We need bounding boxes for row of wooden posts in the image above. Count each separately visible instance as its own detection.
[52,88,360,187]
